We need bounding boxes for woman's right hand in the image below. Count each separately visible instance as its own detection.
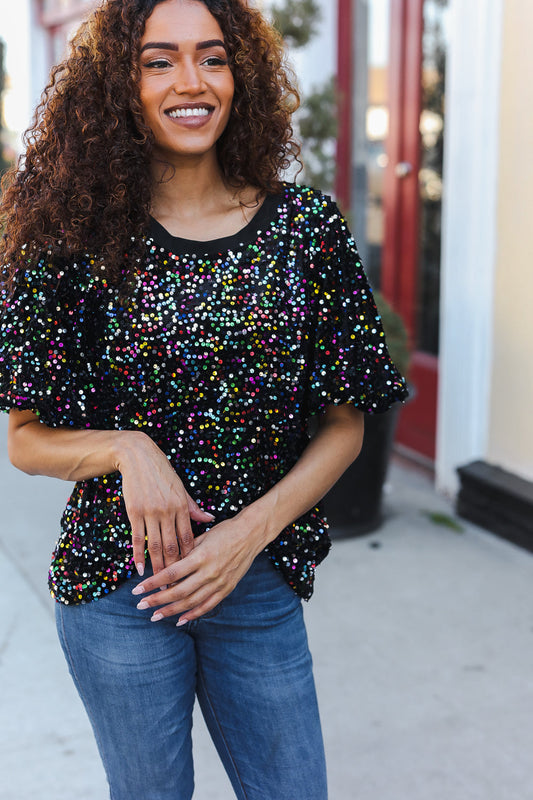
[8,410,211,577]
[116,431,215,577]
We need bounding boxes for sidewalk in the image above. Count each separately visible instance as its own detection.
[1,413,532,800]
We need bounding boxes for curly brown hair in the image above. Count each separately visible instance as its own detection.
[0,0,300,289]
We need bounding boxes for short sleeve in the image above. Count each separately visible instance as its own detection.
[305,199,408,415]
[0,258,90,426]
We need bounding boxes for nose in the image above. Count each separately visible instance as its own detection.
[174,57,204,95]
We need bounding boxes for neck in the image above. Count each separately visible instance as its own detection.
[149,151,232,219]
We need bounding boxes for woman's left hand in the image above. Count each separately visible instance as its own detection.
[131,507,271,624]
[132,405,365,623]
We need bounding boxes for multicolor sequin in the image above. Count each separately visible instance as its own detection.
[0,184,407,604]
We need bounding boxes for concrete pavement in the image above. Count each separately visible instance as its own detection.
[1,413,533,800]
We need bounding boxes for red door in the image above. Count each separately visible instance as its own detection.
[337,0,449,462]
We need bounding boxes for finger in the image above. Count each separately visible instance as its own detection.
[159,515,180,569]
[135,577,200,616]
[145,585,222,623]
[186,495,215,523]
[129,514,147,577]
[175,509,195,558]
[145,517,164,575]
[176,591,225,625]
[131,552,194,595]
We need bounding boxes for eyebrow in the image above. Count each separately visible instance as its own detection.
[140,39,226,54]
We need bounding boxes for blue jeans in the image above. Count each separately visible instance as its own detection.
[55,553,328,800]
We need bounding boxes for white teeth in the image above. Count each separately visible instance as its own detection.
[168,107,211,119]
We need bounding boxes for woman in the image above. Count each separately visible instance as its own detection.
[0,0,407,797]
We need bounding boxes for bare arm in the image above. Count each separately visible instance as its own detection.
[252,404,365,537]
[131,404,365,623]
[9,408,128,480]
[7,409,215,574]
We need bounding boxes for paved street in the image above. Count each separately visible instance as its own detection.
[1,412,533,800]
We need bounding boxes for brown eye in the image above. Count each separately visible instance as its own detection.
[203,56,228,67]
[144,59,171,69]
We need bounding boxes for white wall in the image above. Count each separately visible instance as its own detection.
[1,0,31,150]
[486,0,533,482]
[436,0,504,494]
[0,0,47,151]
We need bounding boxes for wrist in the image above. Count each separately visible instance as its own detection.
[238,491,283,551]
[110,429,151,473]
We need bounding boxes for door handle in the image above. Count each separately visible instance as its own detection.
[395,162,413,178]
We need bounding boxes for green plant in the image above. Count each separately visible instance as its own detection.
[373,290,410,377]
[297,76,337,191]
[270,0,337,192]
[422,510,464,533]
[270,0,321,49]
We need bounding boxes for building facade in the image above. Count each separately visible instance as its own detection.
[301,0,533,507]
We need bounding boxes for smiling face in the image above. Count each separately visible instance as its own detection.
[139,0,235,165]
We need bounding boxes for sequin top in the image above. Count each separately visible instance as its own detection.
[0,183,407,604]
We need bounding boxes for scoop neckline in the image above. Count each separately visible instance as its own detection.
[147,191,283,257]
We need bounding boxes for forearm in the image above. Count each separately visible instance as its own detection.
[241,405,365,549]
[7,409,146,482]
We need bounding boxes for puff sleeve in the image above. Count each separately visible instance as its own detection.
[305,199,408,415]
[0,257,92,427]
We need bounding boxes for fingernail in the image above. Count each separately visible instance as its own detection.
[151,612,164,622]
[205,513,215,520]
[132,585,145,596]
[159,585,167,592]
[136,563,145,577]
[136,599,149,610]
[176,618,189,627]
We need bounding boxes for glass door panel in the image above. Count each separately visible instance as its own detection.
[417,0,449,356]
[352,0,392,289]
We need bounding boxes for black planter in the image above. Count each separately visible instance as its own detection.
[322,405,400,536]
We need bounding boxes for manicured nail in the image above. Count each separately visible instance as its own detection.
[132,585,145,596]
[136,599,149,610]
[205,513,215,520]
[136,563,145,577]
[151,612,164,622]
[176,618,189,627]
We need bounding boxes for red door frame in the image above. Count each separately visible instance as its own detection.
[336,0,353,213]
[383,0,439,462]
[336,0,439,462]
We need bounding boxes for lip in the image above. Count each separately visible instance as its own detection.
[164,102,216,129]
